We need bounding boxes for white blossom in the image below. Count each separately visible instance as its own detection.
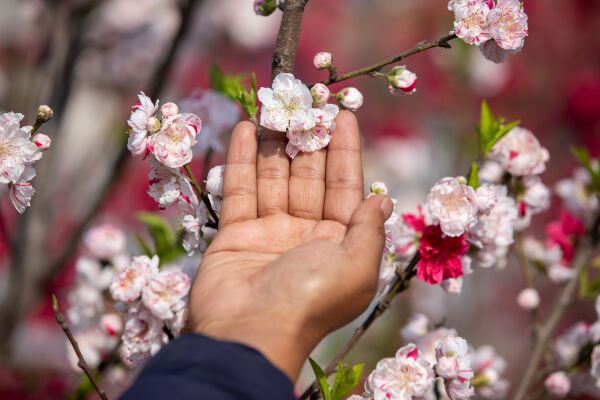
[387,66,418,95]
[127,92,158,156]
[122,308,168,366]
[555,168,599,222]
[181,203,208,256]
[206,164,225,196]
[83,223,126,260]
[475,184,497,214]
[142,270,191,320]
[311,83,330,105]
[489,127,549,176]
[544,371,571,398]
[435,336,475,399]
[401,314,430,343]
[110,255,159,303]
[427,177,479,237]
[522,176,550,213]
[160,102,179,118]
[487,0,528,51]
[336,87,363,112]
[285,104,339,158]
[8,166,36,214]
[450,0,492,45]
[147,113,202,169]
[517,287,540,310]
[32,133,51,150]
[258,73,314,132]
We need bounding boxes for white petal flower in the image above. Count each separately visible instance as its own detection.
[0,112,40,186]
[311,83,330,105]
[9,165,36,214]
[110,255,159,303]
[336,87,363,111]
[142,270,191,320]
[487,0,528,51]
[427,177,479,237]
[147,113,202,168]
[522,176,550,213]
[555,168,599,222]
[517,288,540,310]
[451,0,492,45]
[83,223,126,260]
[258,73,314,132]
[206,164,225,196]
[285,104,339,158]
[127,92,158,156]
[181,204,208,256]
[387,66,418,95]
[475,184,497,214]
[147,159,195,211]
[489,127,549,176]
[33,133,51,150]
[544,371,570,398]
[122,308,168,367]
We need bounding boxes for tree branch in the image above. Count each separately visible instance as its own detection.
[52,295,108,400]
[271,0,309,79]
[319,34,457,86]
[511,215,600,400]
[299,254,419,400]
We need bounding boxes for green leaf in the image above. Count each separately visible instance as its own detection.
[136,235,154,257]
[208,64,257,119]
[588,276,600,294]
[331,363,364,400]
[476,101,520,155]
[309,358,331,400]
[137,212,177,264]
[486,120,520,152]
[467,162,479,190]
[580,267,590,298]
[480,101,494,142]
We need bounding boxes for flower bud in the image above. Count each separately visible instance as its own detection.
[161,102,179,118]
[544,371,570,398]
[336,87,363,111]
[100,313,123,337]
[254,0,277,16]
[386,66,417,95]
[147,116,161,133]
[33,134,51,150]
[517,288,539,310]
[311,83,330,105]
[36,105,54,124]
[370,181,388,195]
[313,52,332,70]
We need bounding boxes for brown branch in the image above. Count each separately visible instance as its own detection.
[299,254,420,400]
[271,0,309,79]
[319,34,457,86]
[511,216,600,400]
[52,295,108,400]
[514,232,533,288]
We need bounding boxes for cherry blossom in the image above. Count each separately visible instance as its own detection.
[555,168,599,223]
[336,87,363,112]
[366,343,435,400]
[521,176,550,214]
[435,336,475,399]
[427,177,479,237]
[489,127,549,176]
[313,52,332,70]
[206,164,225,214]
[285,104,339,158]
[110,255,159,303]
[147,158,196,211]
[387,66,418,95]
[310,83,330,105]
[386,205,427,259]
[100,313,123,338]
[83,223,126,260]
[32,133,51,150]
[160,102,179,118]
[450,0,492,45]
[553,322,591,367]
[487,0,528,51]
[122,308,168,366]
[517,288,540,310]
[8,166,36,214]
[544,371,571,398]
[0,112,41,186]
[470,345,509,399]
[417,225,469,285]
[181,203,209,255]
[127,91,158,156]
[147,112,202,169]
[142,270,191,320]
[475,184,497,214]
[258,73,314,132]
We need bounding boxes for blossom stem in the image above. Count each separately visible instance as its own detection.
[511,214,600,400]
[52,295,108,400]
[298,254,420,400]
[319,34,457,86]
[183,164,219,227]
[514,232,534,288]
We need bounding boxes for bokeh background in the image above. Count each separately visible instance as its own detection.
[0,0,599,398]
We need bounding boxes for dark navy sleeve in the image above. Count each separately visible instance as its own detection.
[120,333,296,400]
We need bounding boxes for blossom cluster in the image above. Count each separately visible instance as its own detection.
[0,108,52,213]
[448,0,529,63]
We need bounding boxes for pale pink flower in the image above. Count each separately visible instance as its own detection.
[470,345,509,399]
[336,87,363,112]
[553,322,591,367]
[591,345,600,388]
[487,0,528,51]
[436,336,475,398]
[179,90,240,155]
[147,159,196,211]
[555,168,599,222]
[147,113,202,169]
[544,372,571,398]
[9,165,35,214]
[75,256,113,290]
[122,308,167,366]
[181,204,208,256]
[258,73,314,132]
[400,314,430,343]
[0,112,41,185]
[451,0,492,45]
[110,255,159,303]
[441,277,464,295]
[127,92,158,156]
[475,184,497,214]
[366,343,435,400]
[427,177,479,237]
[160,102,179,118]
[387,66,418,95]
[489,127,549,176]
[285,104,339,158]
[522,176,550,213]
[100,313,123,337]
[32,133,51,150]
[206,164,225,196]
[548,264,577,283]
[142,270,191,319]
[478,160,504,183]
[386,205,427,259]
[416,327,458,364]
[313,52,332,70]
[83,223,126,260]
[517,287,539,310]
[311,83,330,105]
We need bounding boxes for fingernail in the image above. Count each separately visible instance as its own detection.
[380,197,394,220]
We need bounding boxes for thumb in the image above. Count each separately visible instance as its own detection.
[342,194,394,270]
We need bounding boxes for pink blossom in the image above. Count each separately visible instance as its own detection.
[470,345,509,398]
[487,0,528,51]
[427,177,479,237]
[142,270,191,319]
[517,288,540,310]
[544,372,571,398]
[311,83,330,105]
[147,113,202,169]
[83,223,126,260]
[0,112,41,187]
[475,184,497,214]
[441,277,464,295]
[555,168,599,222]
[8,166,36,214]
[33,133,51,150]
[521,176,550,213]
[385,205,426,259]
[127,92,158,156]
[206,164,225,197]
[450,0,492,45]
[489,127,549,176]
[122,308,167,366]
[546,211,585,264]
[387,66,418,95]
[147,158,196,211]
[285,104,339,158]
[313,52,332,70]
[417,225,469,285]
[110,255,159,303]
[435,336,475,398]
[366,343,435,400]
[181,204,208,256]
[100,313,123,337]
[336,87,363,112]
[553,322,591,367]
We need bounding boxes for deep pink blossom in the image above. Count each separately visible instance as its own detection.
[417,225,469,285]
[546,211,585,264]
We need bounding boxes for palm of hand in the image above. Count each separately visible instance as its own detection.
[189,112,390,380]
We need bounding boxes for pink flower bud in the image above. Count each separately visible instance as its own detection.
[161,102,179,118]
[147,116,161,133]
[33,133,51,150]
[101,313,123,337]
[387,66,418,95]
[370,181,389,195]
[336,87,363,111]
[517,288,539,310]
[310,83,330,105]
[313,52,332,70]
[544,371,570,398]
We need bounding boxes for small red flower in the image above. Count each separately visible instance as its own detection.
[417,225,469,285]
[546,210,585,264]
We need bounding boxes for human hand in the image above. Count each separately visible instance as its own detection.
[189,111,393,381]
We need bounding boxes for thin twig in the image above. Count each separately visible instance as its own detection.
[271,0,309,79]
[52,295,108,400]
[319,34,457,86]
[183,164,219,227]
[299,254,419,400]
[514,232,533,288]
